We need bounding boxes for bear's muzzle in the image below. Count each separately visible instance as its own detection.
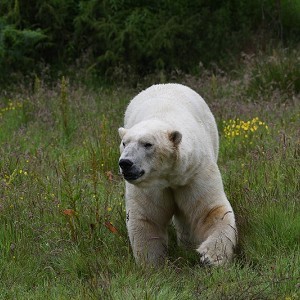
[119,159,145,181]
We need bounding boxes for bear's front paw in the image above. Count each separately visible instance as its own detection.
[197,237,234,266]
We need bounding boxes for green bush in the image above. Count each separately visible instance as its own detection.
[73,0,262,75]
[0,18,46,81]
[248,48,300,99]
[1,0,300,83]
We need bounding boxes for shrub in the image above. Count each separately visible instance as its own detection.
[247,48,300,99]
[1,0,300,82]
[0,18,46,82]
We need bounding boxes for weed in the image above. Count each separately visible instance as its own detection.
[59,76,71,138]
[247,48,300,100]
[223,117,269,143]
[0,53,299,298]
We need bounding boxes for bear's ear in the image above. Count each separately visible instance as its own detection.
[118,127,127,139]
[168,130,182,146]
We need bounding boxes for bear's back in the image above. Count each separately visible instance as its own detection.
[126,84,211,122]
[124,84,219,160]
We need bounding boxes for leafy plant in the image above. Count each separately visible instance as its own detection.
[248,48,300,99]
[0,62,299,298]
[0,18,46,82]
[1,0,300,83]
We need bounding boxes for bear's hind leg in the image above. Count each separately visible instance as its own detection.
[173,215,194,249]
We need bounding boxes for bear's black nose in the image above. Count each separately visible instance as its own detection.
[119,159,133,170]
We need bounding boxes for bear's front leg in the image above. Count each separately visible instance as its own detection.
[125,185,174,266]
[127,214,168,266]
[196,201,237,266]
[174,169,237,266]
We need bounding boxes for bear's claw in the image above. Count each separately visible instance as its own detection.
[197,239,233,266]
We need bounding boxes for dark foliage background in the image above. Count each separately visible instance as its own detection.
[0,0,299,83]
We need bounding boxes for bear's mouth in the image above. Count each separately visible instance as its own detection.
[123,170,145,181]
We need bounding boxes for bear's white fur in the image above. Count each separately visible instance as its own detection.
[118,83,237,266]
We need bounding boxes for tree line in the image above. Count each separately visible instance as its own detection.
[0,0,299,84]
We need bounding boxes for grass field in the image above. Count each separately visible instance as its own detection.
[0,50,299,299]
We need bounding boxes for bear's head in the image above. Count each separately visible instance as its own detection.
[118,120,182,187]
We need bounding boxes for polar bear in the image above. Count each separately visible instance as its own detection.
[118,83,237,266]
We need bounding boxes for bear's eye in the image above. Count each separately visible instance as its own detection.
[144,142,153,149]
[122,142,126,147]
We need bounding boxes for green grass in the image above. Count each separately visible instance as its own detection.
[0,51,299,299]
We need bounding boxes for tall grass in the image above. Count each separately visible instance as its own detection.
[0,50,299,299]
